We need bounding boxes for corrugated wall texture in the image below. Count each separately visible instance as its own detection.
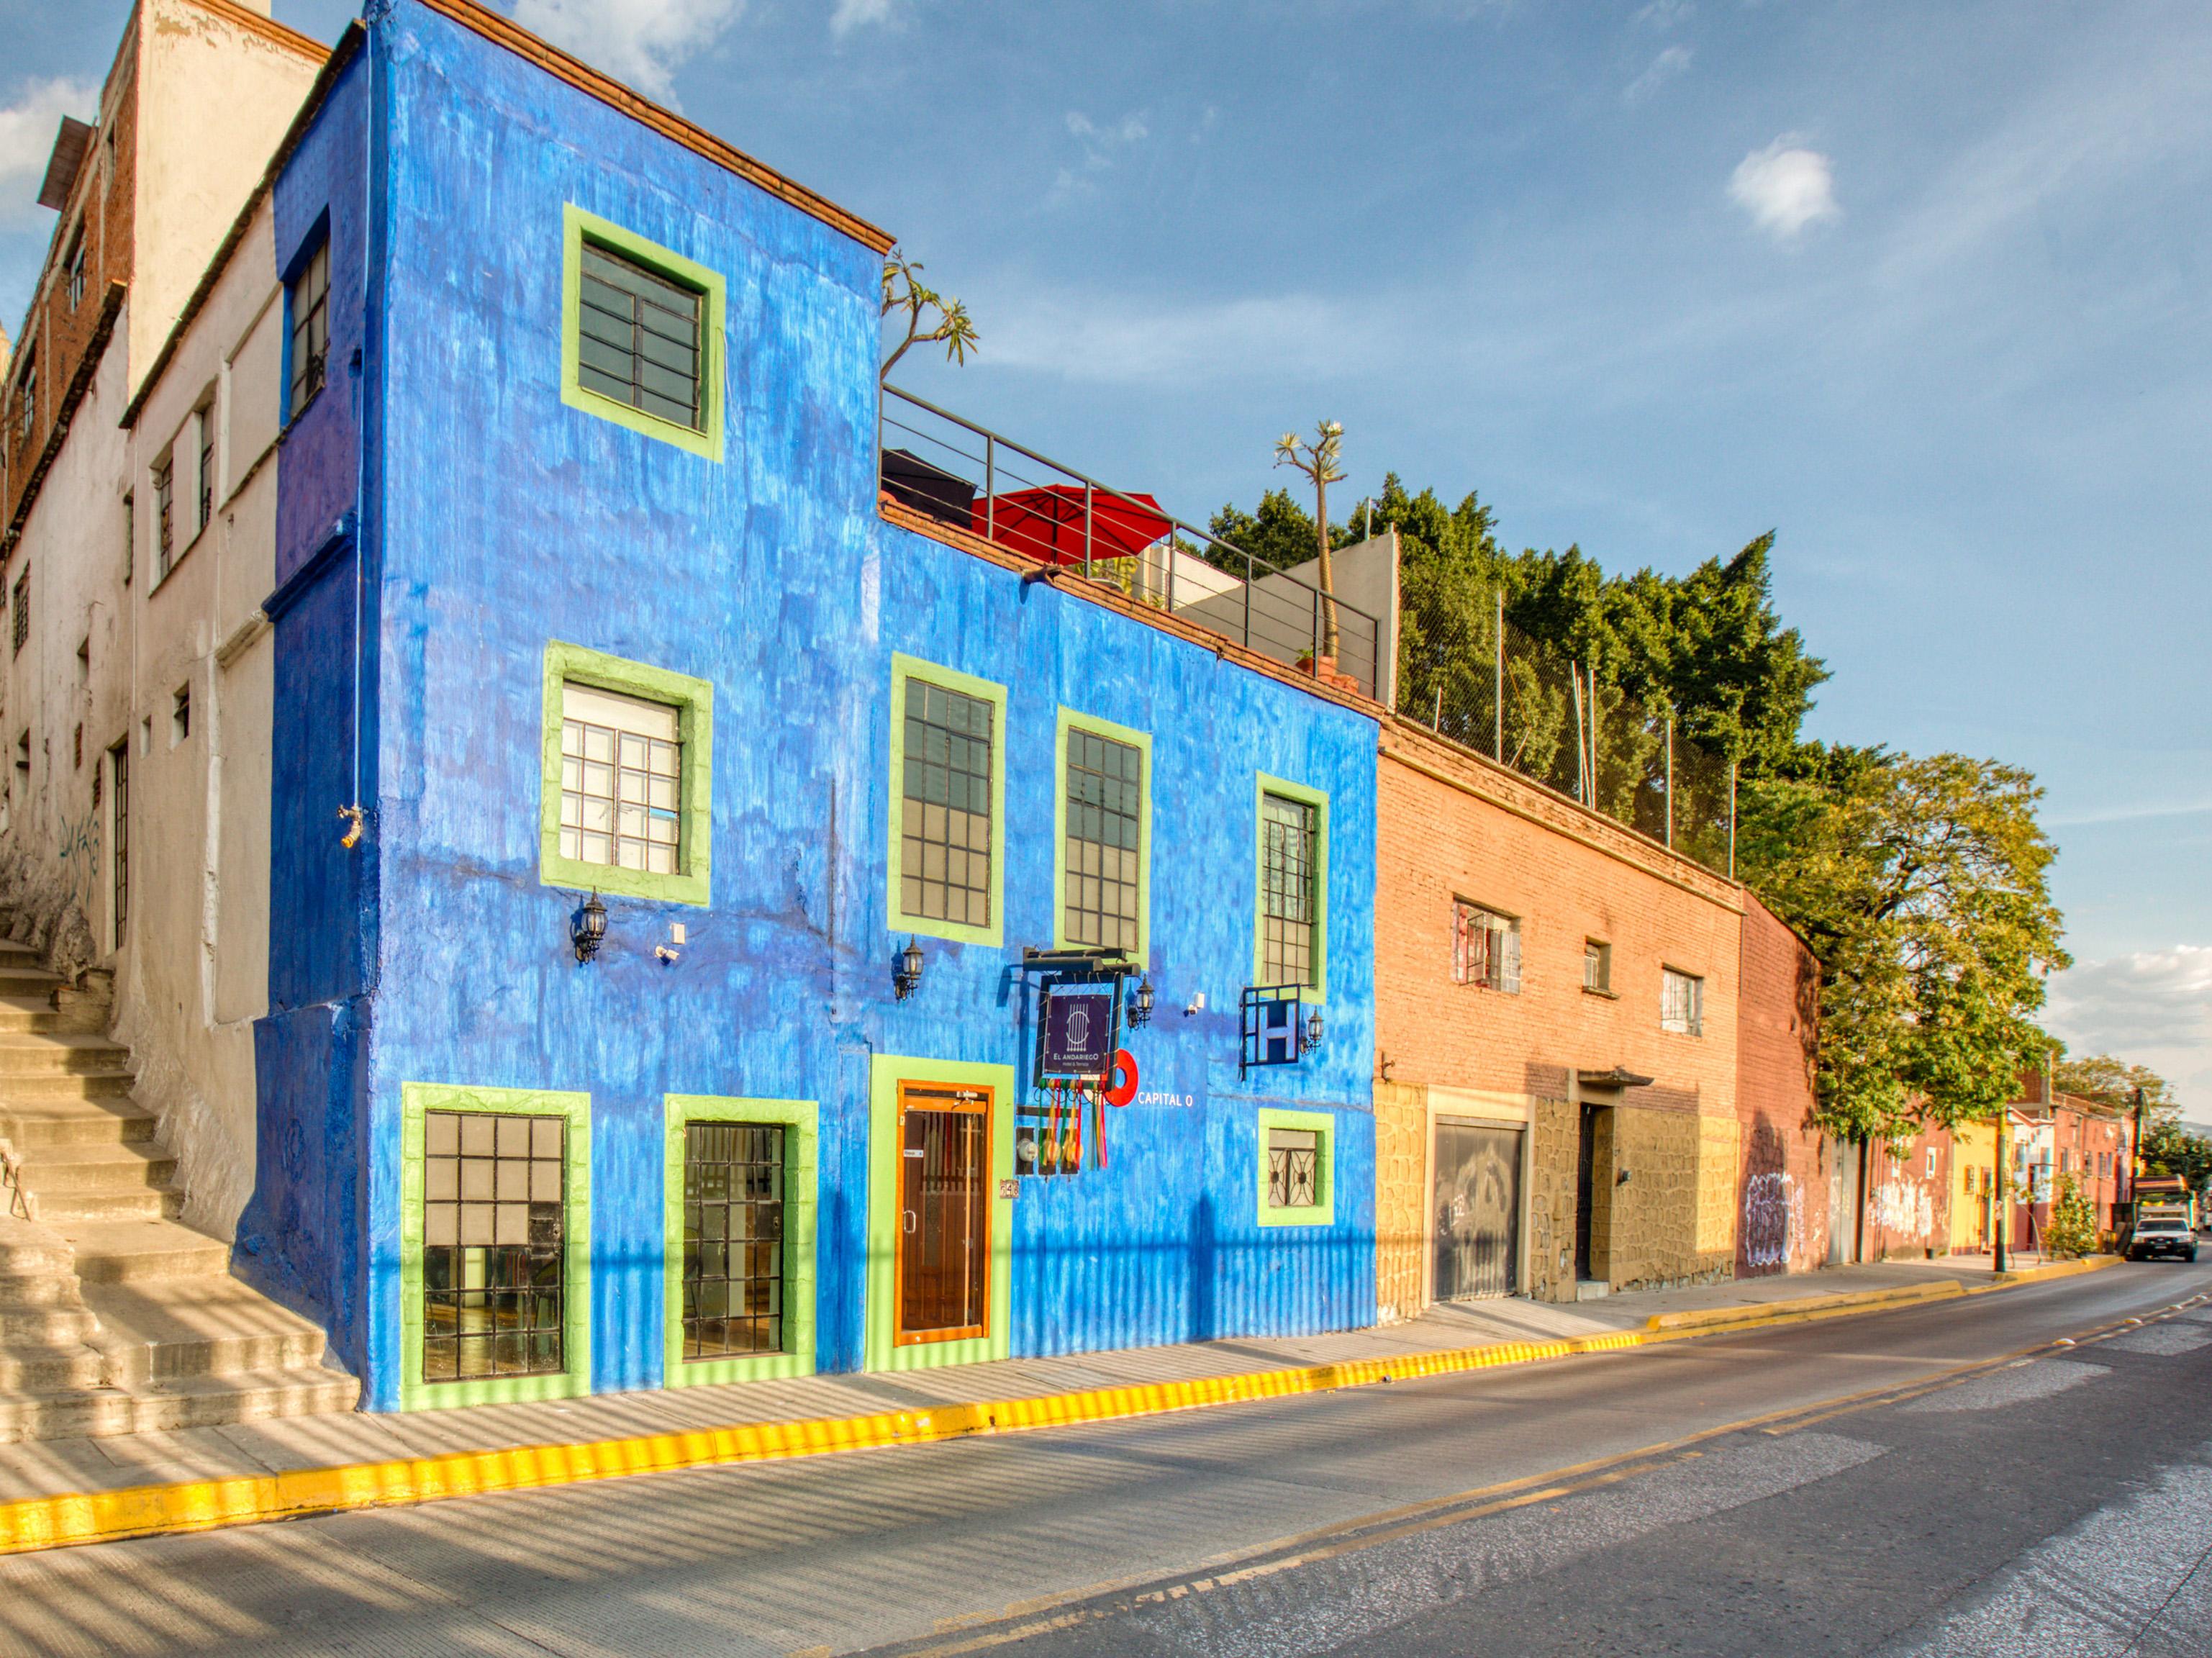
[261,0,1377,1409]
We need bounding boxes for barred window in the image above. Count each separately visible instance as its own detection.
[559,683,681,874]
[195,406,214,533]
[109,743,127,946]
[287,238,328,421]
[1259,792,1318,987]
[153,457,173,579]
[1453,902,1521,992]
[1584,939,1612,993]
[682,1121,786,1360]
[576,242,704,432]
[1267,1126,1321,1210]
[14,348,33,448]
[900,679,993,928]
[1662,967,1704,1036]
[65,227,86,310]
[9,567,27,656]
[1064,727,1141,952]
[421,1110,566,1383]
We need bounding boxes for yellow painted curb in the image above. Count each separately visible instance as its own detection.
[0,1263,2105,1557]
[1975,1254,2120,1291]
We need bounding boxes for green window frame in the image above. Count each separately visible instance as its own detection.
[886,653,1007,948]
[663,1095,817,1387]
[399,1082,592,1412]
[1252,772,1330,996]
[864,1053,1015,1373]
[560,204,726,462]
[1256,1107,1336,1228]
[539,640,713,907]
[1053,707,1151,965]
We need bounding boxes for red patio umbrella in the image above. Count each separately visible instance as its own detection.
[972,484,1171,567]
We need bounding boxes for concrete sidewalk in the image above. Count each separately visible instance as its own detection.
[0,1255,2064,1508]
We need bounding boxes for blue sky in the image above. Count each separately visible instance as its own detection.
[4,0,2208,1107]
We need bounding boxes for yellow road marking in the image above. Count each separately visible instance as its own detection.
[0,1254,2123,1558]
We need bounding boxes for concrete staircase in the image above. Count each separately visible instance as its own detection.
[0,938,357,1443]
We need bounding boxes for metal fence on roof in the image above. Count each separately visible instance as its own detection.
[1398,577,1739,877]
[879,385,1384,702]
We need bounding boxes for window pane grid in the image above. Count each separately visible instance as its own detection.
[289,240,328,421]
[682,1122,787,1360]
[1064,728,1141,951]
[422,1110,566,1383]
[577,244,704,431]
[901,680,994,928]
[109,746,127,941]
[558,688,681,875]
[1662,969,1703,1036]
[1259,794,1318,987]
[1453,902,1520,993]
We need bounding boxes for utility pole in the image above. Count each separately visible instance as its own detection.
[1993,1105,2008,1274]
[2130,1084,2147,1208]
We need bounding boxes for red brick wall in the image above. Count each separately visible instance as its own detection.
[1735,895,1828,1274]
[1862,1123,1952,1260]
[1376,724,1742,1108]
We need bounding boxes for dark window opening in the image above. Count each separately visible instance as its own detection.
[287,237,329,422]
[576,241,704,431]
[422,1110,566,1383]
[682,1121,786,1360]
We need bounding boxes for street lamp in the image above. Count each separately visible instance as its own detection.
[894,938,925,1001]
[1128,976,1156,1028]
[571,892,608,964]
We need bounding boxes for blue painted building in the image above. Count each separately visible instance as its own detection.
[240,0,1379,1411]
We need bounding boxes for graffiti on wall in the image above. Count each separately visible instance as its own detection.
[56,806,101,918]
[1872,1176,1936,1241]
[1741,1171,1803,1270]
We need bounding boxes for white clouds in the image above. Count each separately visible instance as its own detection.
[1624,45,1691,106]
[1635,0,1694,30]
[1729,137,1841,240]
[1048,110,1150,205]
[830,0,895,37]
[2046,946,2212,1110]
[511,0,743,104]
[0,77,97,223]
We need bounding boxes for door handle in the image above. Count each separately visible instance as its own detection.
[903,1210,916,1234]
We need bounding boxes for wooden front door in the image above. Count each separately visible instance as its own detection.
[894,1083,992,1346]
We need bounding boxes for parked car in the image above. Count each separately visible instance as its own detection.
[2123,1217,2200,1262]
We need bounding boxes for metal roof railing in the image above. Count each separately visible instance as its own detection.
[880,383,1383,700]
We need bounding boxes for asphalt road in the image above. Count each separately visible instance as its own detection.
[3,1262,2210,1658]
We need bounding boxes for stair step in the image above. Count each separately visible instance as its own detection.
[0,1218,74,1277]
[20,1141,178,1193]
[0,1366,361,1445]
[34,1187,183,1223]
[61,1219,232,1282]
[0,1036,134,1077]
[84,1277,331,1382]
[0,997,63,1035]
[0,1271,81,1310]
[0,1102,159,1149]
[0,1071,138,1105]
[0,1341,108,1391]
[0,1304,98,1343]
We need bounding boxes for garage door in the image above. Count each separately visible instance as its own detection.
[1434,1118,1522,1301]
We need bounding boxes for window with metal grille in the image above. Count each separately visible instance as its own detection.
[121,491,132,586]
[900,679,993,928]
[558,682,681,874]
[1259,792,1318,987]
[682,1121,785,1360]
[1662,967,1703,1036]
[287,237,328,422]
[153,457,173,578]
[196,407,214,532]
[576,241,704,432]
[1452,901,1521,992]
[1064,727,1141,952]
[109,743,127,946]
[10,568,27,656]
[1584,939,1612,993]
[1267,1126,1321,1210]
[14,349,32,448]
[64,228,85,310]
[422,1110,566,1383]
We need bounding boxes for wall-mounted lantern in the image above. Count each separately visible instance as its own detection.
[1304,1007,1325,1052]
[1128,976,1156,1028]
[894,937,926,1000]
[572,892,609,964]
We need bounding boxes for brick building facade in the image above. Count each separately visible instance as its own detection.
[1374,719,1822,1316]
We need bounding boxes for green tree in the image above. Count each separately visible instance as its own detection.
[2139,1116,2212,1191]
[1738,751,2070,1141]
[2043,1174,2098,1259]
[2053,1053,2175,1112]
[879,248,977,381]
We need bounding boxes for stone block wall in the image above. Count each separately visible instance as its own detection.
[1526,1097,1577,1302]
